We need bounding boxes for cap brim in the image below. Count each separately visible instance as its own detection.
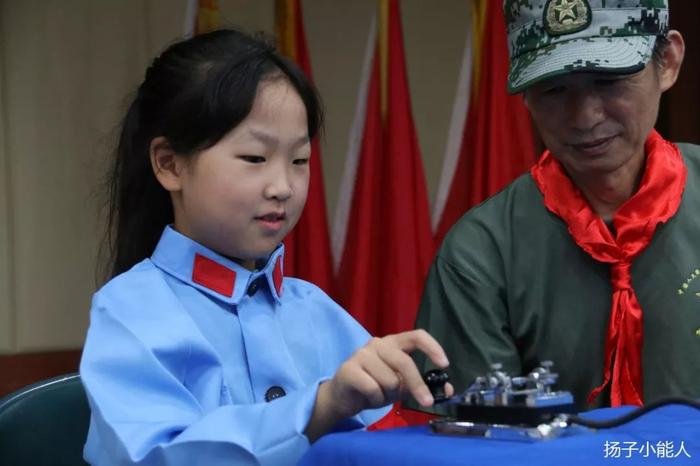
[507,35,656,94]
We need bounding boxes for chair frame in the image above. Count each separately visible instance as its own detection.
[0,372,89,466]
[0,373,82,408]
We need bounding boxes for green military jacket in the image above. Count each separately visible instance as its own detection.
[415,143,700,410]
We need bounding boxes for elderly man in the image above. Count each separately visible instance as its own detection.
[415,0,698,409]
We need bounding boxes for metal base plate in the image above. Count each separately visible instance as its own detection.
[429,417,589,442]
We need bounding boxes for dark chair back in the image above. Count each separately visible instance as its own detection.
[0,373,90,466]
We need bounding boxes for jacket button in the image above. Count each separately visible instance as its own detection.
[247,281,258,296]
[265,386,286,402]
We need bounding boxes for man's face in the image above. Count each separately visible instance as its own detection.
[524,64,666,177]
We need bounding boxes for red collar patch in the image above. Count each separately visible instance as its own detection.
[273,257,283,297]
[192,253,236,297]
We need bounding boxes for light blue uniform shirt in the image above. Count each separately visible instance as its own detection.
[81,226,388,465]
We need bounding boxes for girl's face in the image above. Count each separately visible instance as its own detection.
[172,78,311,269]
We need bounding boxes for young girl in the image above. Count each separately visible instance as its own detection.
[80,29,451,466]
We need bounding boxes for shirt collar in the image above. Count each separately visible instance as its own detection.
[150,226,285,305]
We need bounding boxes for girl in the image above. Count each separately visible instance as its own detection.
[80,29,451,466]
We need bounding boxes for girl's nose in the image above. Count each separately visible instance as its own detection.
[263,168,293,201]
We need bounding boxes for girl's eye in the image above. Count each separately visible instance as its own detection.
[239,155,266,164]
[293,158,309,166]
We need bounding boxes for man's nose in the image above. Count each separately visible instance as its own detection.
[567,89,605,132]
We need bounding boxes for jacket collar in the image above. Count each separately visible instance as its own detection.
[150,226,284,305]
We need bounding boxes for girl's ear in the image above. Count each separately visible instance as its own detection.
[150,136,185,192]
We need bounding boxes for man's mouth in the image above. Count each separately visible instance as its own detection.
[571,136,616,155]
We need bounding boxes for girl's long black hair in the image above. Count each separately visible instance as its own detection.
[103,29,323,281]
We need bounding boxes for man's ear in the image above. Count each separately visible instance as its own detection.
[521,91,530,110]
[150,136,185,192]
[658,30,685,93]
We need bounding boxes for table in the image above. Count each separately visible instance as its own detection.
[299,404,700,465]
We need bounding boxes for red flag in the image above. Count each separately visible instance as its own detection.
[334,0,434,337]
[275,0,335,296]
[184,0,221,38]
[433,0,536,246]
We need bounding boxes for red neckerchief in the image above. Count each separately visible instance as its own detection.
[530,130,687,407]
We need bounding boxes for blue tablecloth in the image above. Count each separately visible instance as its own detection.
[299,404,700,465]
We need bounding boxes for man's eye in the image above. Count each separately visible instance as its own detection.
[293,158,309,166]
[595,78,621,87]
[544,86,565,95]
[239,155,266,164]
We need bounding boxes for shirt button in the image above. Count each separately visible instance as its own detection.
[265,386,286,402]
[247,281,258,296]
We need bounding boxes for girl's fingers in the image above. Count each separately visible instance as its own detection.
[373,341,434,406]
[386,329,450,369]
[337,361,386,409]
[341,330,451,411]
[355,348,402,402]
[352,370,386,408]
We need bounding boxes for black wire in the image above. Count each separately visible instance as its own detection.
[566,397,700,429]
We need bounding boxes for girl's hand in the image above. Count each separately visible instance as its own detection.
[305,329,453,441]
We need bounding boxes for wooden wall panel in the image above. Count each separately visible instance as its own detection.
[0,8,13,354]
[0,350,82,397]
[658,0,700,144]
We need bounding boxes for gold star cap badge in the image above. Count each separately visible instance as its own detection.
[504,0,669,93]
[544,0,592,36]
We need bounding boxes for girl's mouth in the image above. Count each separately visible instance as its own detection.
[255,213,286,231]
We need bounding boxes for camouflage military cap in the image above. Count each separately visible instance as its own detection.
[504,0,669,93]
